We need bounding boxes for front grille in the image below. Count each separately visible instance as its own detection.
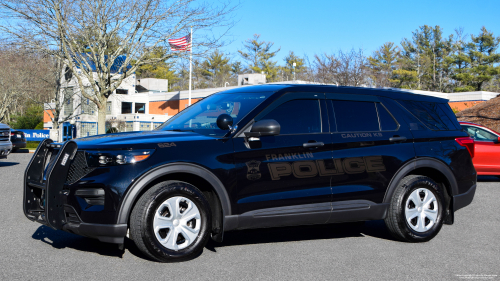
[0,129,9,142]
[65,151,96,185]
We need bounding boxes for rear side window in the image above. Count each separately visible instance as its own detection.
[399,100,456,130]
[331,100,379,132]
[261,99,321,134]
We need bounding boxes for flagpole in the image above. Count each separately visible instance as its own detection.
[188,27,192,106]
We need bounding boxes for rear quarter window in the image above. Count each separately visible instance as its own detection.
[399,100,458,130]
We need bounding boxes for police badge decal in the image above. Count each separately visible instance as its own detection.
[246,160,261,180]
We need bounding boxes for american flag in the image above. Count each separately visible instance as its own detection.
[168,34,191,51]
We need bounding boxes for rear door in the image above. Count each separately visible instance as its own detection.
[325,93,415,207]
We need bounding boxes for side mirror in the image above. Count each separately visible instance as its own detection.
[216,114,233,130]
[244,119,280,137]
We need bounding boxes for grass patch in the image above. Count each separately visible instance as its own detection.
[26,141,41,149]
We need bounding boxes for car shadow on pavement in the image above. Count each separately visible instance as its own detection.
[205,220,398,252]
[13,149,30,153]
[0,161,19,167]
[32,225,125,258]
[477,176,500,182]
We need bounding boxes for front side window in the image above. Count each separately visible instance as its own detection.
[157,92,271,137]
[260,99,321,134]
[462,126,498,141]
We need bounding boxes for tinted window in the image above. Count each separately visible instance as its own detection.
[158,92,271,137]
[399,100,451,130]
[462,125,498,141]
[135,103,146,114]
[122,102,132,114]
[332,100,379,132]
[438,103,461,130]
[262,100,321,134]
[376,103,398,131]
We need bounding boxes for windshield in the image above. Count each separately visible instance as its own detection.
[156,92,271,137]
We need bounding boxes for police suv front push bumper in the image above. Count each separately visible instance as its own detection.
[23,139,127,244]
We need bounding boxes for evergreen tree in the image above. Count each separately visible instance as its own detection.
[238,34,281,82]
[201,50,231,87]
[368,42,399,87]
[453,27,500,91]
[135,47,179,86]
[281,51,305,81]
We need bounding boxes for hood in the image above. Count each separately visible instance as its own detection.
[74,130,213,150]
[0,123,11,129]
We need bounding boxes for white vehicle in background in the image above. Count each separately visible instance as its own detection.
[0,122,12,159]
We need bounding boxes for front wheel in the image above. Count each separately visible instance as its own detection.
[130,181,212,262]
[385,175,445,242]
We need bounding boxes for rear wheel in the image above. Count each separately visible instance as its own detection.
[130,181,212,262]
[385,175,445,242]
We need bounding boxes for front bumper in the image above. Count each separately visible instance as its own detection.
[0,142,12,158]
[23,139,126,244]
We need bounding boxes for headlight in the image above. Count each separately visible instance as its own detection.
[86,149,155,167]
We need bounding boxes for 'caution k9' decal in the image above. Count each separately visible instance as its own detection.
[267,156,386,180]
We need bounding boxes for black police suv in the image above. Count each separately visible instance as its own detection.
[23,85,476,262]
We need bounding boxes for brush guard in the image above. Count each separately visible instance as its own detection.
[23,139,78,230]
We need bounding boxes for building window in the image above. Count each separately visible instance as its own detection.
[116,89,128,95]
[81,122,97,137]
[63,88,74,115]
[122,102,132,114]
[125,121,134,132]
[153,122,163,130]
[135,103,146,114]
[81,88,96,115]
[140,122,151,131]
[106,101,112,115]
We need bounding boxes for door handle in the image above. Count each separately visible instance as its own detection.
[389,136,407,142]
[303,142,324,148]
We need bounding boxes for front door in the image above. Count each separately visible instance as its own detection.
[462,125,500,174]
[62,122,74,141]
[231,96,333,228]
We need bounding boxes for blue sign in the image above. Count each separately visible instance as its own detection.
[15,129,50,141]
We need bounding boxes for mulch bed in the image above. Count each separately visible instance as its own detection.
[456,95,500,132]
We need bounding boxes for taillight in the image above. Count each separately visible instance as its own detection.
[10,132,14,136]
[455,137,475,158]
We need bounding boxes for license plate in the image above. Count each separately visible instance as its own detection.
[17,134,21,138]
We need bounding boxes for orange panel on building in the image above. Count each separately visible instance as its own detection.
[149,99,200,116]
[44,109,55,122]
[449,101,484,112]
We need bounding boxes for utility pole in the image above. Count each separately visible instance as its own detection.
[293,62,296,81]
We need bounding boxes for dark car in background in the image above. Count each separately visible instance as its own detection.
[23,85,477,262]
[10,130,26,151]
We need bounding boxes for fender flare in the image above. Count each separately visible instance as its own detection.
[383,157,459,204]
[116,163,232,225]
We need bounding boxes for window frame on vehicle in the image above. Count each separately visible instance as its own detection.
[251,92,328,136]
[461,125,499,142]
[325,93,400,134]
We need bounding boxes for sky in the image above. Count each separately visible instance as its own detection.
[215,0,500,65]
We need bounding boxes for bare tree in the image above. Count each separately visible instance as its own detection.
[0,0,236,134]
[313,49,368,87]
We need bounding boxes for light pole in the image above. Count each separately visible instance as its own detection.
[292,62,296,82]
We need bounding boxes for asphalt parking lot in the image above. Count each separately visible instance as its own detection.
[1,153,498,280]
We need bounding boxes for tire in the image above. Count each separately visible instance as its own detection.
[130,181,212,262]
[384,175,445,242]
